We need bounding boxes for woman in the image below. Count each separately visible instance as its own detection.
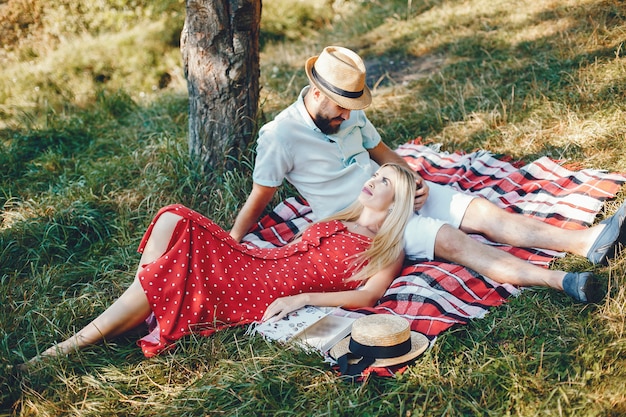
[29,163,417,361]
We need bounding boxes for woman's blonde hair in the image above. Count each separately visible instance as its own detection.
[322,163,416,282]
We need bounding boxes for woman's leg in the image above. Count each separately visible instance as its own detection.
[33,211,184,360]
[38,279,151,357]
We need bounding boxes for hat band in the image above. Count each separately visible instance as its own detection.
[348,337,412,359]
[336,337,412,377]
[311,66,364,100]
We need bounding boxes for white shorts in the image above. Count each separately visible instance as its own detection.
[403,181,476,261]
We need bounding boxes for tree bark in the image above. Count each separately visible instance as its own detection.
[181,0,261,172]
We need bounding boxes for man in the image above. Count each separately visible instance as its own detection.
[230,46,626,303]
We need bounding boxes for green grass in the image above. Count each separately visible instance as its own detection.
[2,0,626,415]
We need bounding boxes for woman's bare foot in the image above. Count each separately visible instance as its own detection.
[16,336,84,372]
[15,347,61,372]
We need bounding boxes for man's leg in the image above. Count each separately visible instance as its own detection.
[434,224,565,288]
[433,224,603,302]
[459,197,625,263]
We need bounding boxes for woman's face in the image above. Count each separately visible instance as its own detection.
[358,166,396,212]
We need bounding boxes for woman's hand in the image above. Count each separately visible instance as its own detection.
[262,294,309,322]
[414,174,429,211]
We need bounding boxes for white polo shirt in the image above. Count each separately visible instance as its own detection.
[253,87,381,218]
[252,87,476,261]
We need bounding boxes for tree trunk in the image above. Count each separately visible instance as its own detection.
[181,0,261,172]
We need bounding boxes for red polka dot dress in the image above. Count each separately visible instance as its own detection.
[136,204,371,357]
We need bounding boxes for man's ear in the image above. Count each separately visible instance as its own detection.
[310,86,324,101]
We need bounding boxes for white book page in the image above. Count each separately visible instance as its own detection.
[295,314,355,352]
[253,305,329,342]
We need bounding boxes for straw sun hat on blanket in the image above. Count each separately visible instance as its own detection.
[330,314,429,376]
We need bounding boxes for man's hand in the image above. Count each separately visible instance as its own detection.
[414,174,429,211]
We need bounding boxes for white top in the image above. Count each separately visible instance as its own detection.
[252,88,476,261]
[253,87,381,218]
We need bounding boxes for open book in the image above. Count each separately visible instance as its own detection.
[253,306,355,353]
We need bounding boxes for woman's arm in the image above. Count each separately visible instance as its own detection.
[261,253,404,322]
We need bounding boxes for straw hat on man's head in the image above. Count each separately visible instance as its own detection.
[305,46,372,110]
[330,314,428,376]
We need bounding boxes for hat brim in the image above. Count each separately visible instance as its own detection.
[305,56,372,111]
[329,331,429,368]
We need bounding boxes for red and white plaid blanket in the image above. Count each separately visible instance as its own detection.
[242,142,625,368]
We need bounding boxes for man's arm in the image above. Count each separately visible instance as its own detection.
[229,183,278,242]
[366,141,410,167]
[367,142,429,211]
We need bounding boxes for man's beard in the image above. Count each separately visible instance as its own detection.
[313,114,343,135]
